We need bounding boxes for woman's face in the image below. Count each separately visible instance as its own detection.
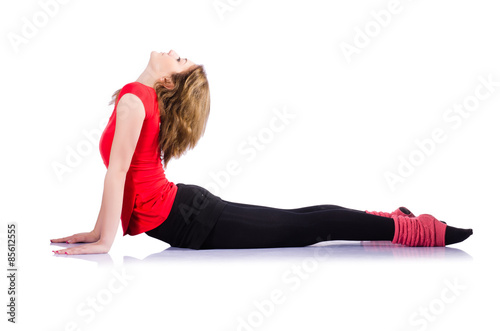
[150,50,196,80]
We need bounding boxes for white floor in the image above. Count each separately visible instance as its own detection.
[3,232,495,331]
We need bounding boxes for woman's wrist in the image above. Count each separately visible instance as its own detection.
[95,238,112,251]
[90,229,101,241]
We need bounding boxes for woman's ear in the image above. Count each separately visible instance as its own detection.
[163,76,174,90]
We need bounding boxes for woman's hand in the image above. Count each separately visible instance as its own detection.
[52,240,111,255]
[51,230,100,244]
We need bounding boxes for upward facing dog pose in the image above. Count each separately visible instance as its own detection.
[50,50,473,254]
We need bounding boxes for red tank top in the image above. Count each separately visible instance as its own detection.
[99,82,177,236]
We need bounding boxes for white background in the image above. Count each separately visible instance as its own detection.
[1,0,498,330]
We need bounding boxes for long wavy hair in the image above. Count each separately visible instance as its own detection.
[109,65,210,168]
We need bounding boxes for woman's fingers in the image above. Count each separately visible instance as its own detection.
[52,246,82,255]
[50,232,98,244]
[50,236,71,243]
[52,247,80,255]
[65,235,80,244]
[52,242,109,255]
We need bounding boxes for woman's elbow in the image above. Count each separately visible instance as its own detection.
[106,166,129,178]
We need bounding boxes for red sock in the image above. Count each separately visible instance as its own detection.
[392,214,447,247]
[366,207,415,218]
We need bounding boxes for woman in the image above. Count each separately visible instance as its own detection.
[50,50,473,255]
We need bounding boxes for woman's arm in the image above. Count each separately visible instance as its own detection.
[51,93,146,255]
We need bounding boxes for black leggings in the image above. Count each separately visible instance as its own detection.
[199,200,395,249]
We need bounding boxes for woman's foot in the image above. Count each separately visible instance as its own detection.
[367,208,471,246]
[392,214,445,246]
[392,214,472,247]
[445,225,473,245]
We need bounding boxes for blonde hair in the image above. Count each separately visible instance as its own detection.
[109,65,210,168]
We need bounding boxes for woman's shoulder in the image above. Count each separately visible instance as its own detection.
[117,82,157,117]
[120,81,152,96]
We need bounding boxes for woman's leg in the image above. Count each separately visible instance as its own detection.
[199,201,395,249]
[217,201,354,213]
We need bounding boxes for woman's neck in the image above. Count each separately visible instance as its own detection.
[135,66,158,89]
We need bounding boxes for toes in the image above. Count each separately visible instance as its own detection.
[445,226,473,245]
